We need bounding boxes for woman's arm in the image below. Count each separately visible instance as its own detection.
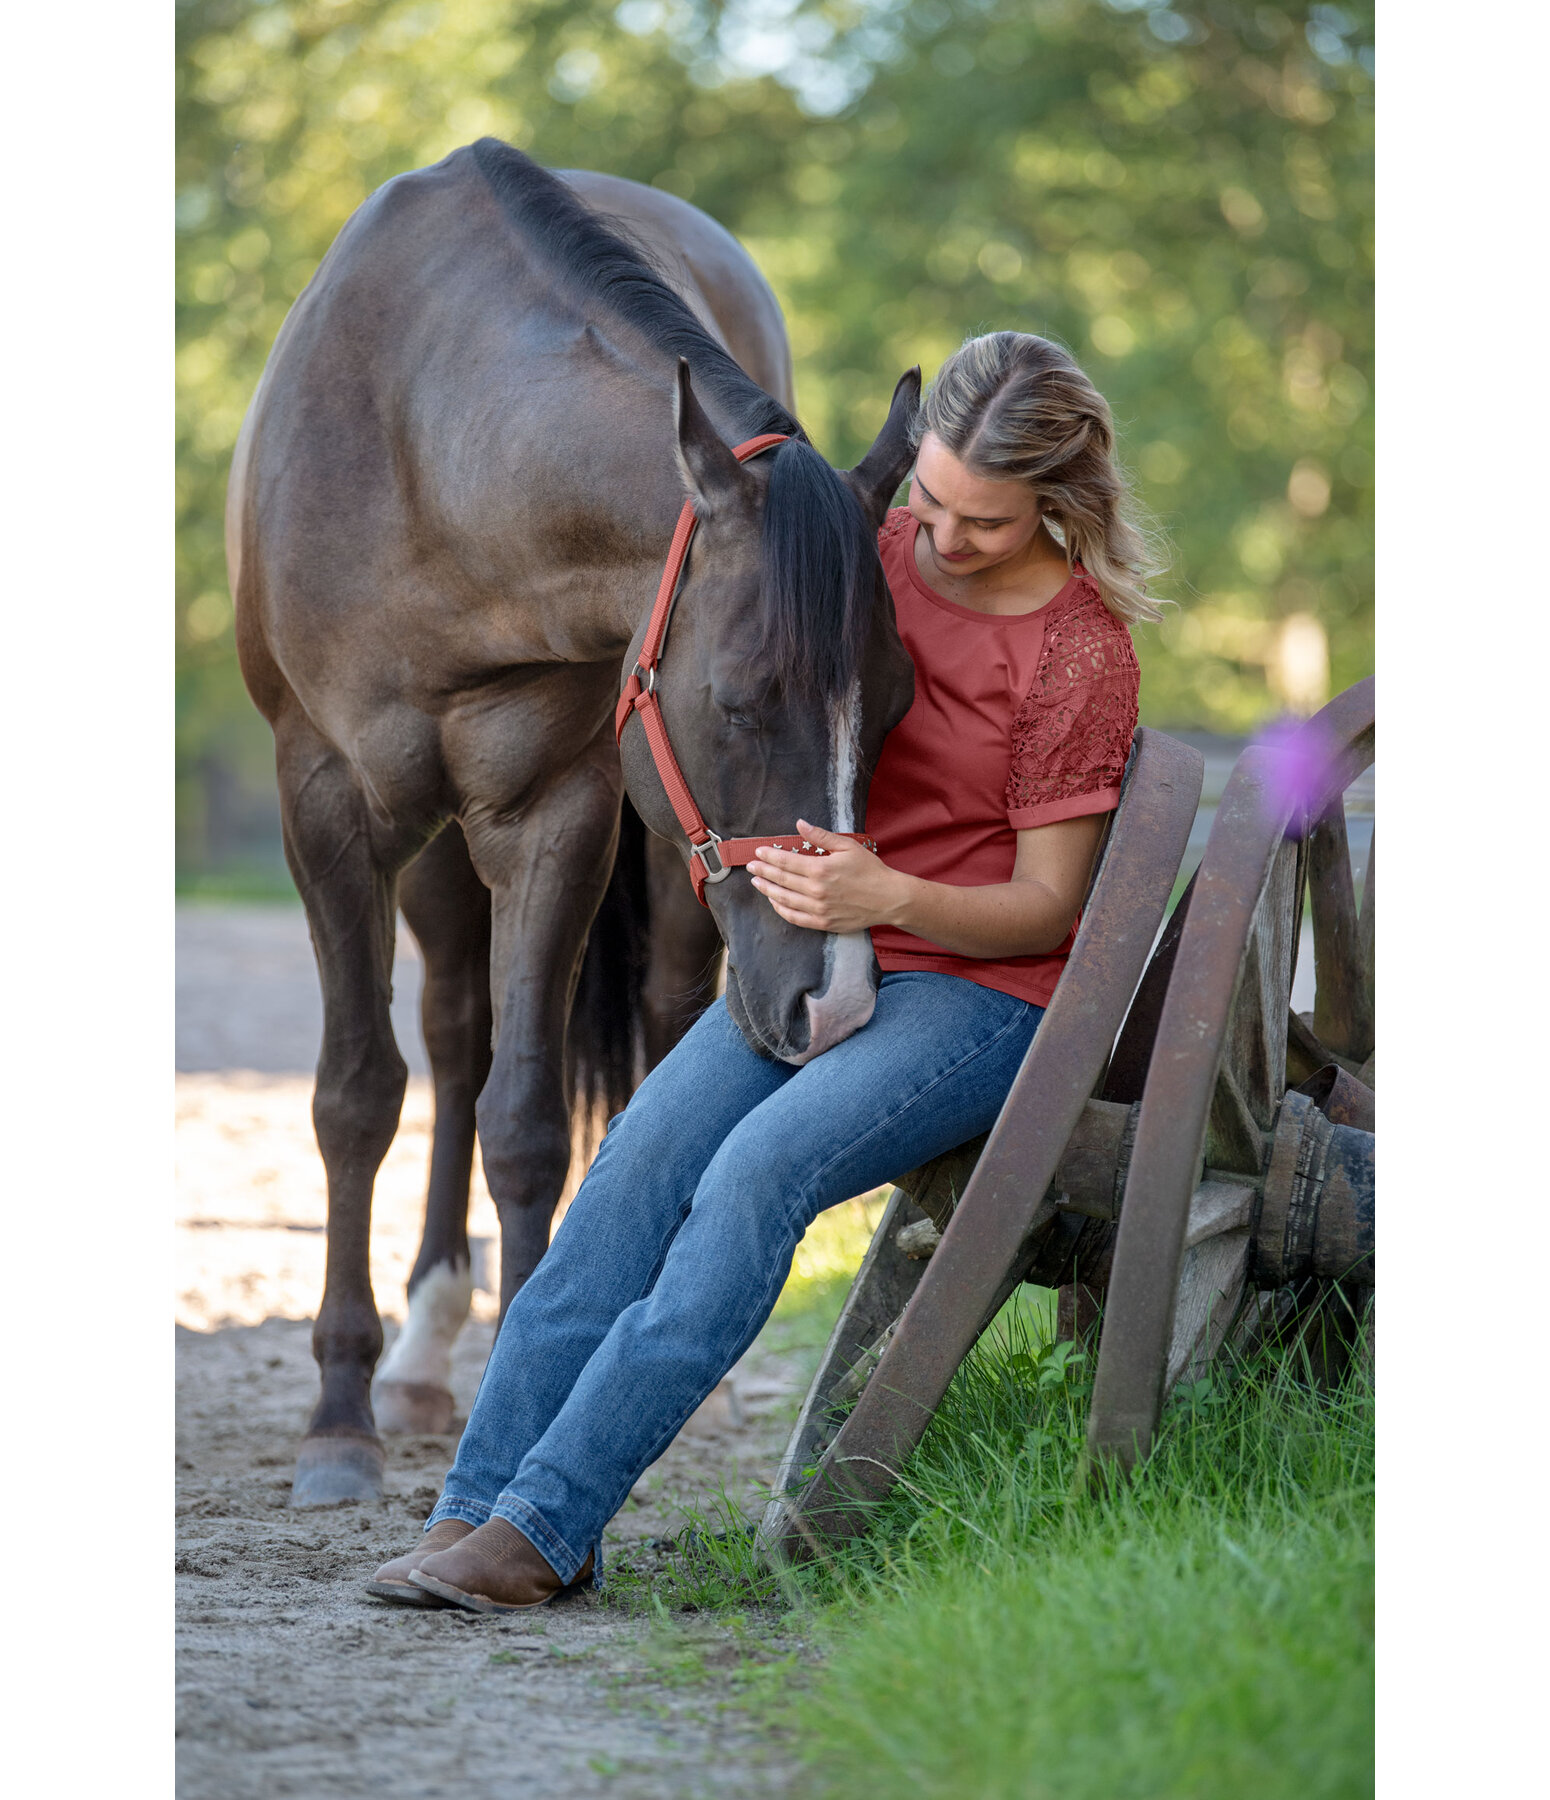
[747,814,1108,959]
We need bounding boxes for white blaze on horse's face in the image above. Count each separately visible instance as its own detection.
[784,679,878,1065]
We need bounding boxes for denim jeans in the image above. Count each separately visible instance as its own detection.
[427,970,1043,1582]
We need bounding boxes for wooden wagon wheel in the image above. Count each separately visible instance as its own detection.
[1082,677,1375,1474]
[758,725,1204,1563]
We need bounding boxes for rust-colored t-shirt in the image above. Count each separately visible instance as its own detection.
[865,508,1140,1007]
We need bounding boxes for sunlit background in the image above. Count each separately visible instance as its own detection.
[176,0,1373,889]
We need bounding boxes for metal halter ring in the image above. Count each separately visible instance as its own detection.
[690,831,729,884]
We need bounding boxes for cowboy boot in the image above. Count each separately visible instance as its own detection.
[365,1517,476,1606]
[409,1516,594,1614]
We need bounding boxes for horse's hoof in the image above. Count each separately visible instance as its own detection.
[373,1380,456,1436]
[290,1432,385,1506]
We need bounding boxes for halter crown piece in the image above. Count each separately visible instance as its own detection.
[614,433,878,905]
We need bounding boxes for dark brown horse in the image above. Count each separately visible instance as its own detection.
[229,139,917,1504]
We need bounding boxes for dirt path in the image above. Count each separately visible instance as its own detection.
[176,907,850,1798]
[176,1305,815,1799]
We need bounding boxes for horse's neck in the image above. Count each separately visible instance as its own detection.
[516,378,770,662]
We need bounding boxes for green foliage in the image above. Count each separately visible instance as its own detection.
[770,0,1375,729]
[176,0,1372,871]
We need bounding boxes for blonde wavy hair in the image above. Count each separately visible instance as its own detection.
[911,331,1165,625]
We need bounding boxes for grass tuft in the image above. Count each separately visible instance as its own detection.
[783,1300,1374,1799]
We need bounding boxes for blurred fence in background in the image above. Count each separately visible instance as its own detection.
[177,0,1372,890]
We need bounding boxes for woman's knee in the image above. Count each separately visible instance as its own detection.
[690,1135,818,1246]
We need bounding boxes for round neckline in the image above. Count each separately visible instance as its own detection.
[899,513,1084,623]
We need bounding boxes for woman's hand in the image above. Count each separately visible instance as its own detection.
[750,812,1110,957]
[748,820,908,934]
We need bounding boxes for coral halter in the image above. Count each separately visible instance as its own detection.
[614,433,878,905]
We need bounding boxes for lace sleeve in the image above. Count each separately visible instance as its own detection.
[1006,589,1139,829]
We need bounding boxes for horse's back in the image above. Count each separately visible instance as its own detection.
[556,170,794,410]
[227,146,794,775]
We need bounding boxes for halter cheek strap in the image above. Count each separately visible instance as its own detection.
[614,432,877,906]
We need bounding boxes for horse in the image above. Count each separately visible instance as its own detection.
[228,137,918,1505]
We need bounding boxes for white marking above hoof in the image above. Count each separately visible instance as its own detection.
[375,1260,473,1406]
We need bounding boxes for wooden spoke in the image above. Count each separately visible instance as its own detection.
[1358,829,1374,1062]
[1229,838,1300,1130]
[1307,799,1375,1063]
[762,1187,933,1509]
[1165,1228,1253,1390]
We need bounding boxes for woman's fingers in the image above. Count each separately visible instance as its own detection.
[751,875,832,930]
[749,856,825,894]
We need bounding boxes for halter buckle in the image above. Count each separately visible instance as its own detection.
[632,662,656,694]
[690,831,730,884]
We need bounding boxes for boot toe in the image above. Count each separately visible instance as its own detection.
[365,1518,476,1605]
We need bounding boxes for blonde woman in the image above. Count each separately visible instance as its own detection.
[368,331,1158,1613]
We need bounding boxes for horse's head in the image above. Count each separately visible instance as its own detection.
[620,362,919,1065]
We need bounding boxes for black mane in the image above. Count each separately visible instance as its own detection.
[758,440,878,706]
[470,139,873,704]
[469,138,797,442]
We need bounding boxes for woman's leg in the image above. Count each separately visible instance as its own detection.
[428,997,792,1531]
[480,972,1041,1582]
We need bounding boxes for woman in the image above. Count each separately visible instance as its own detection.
[368,330,1160,1612]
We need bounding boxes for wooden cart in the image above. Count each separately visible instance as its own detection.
[760,679,1375,1563]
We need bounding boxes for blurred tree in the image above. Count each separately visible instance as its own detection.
[763,0,1374,727]
[176,0,1371,879]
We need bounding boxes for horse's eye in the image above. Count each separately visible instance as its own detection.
[721,707,759,731]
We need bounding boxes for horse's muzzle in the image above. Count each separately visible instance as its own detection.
[778,931,878,1066]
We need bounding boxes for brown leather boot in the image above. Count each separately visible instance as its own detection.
[365,1518,476,1607]
[408,1516,594,1614]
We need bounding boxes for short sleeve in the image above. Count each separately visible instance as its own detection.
[1005,587,1140,830]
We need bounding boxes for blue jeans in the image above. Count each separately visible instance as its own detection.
[427,970,1043,1582]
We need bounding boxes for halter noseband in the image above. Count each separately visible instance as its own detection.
[613,433,877,906]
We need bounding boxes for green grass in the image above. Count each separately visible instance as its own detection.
[176,862,298,902]
[784,1303,1373,1800]
[612,1236,1373,1798]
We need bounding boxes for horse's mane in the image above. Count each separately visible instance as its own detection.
[757,440,879,706]
[470,138,876,708]
[469,138,795,440]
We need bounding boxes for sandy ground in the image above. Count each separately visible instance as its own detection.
[176,909,857,1799]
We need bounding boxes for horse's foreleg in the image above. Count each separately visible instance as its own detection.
[466,750,622,1314]
[277,717,410,1505]
[376,822,493,1433]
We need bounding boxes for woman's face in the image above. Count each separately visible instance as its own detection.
[908,431,1044,574]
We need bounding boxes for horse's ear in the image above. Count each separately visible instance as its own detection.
[844,367,922,527]
[673,359,754,518]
